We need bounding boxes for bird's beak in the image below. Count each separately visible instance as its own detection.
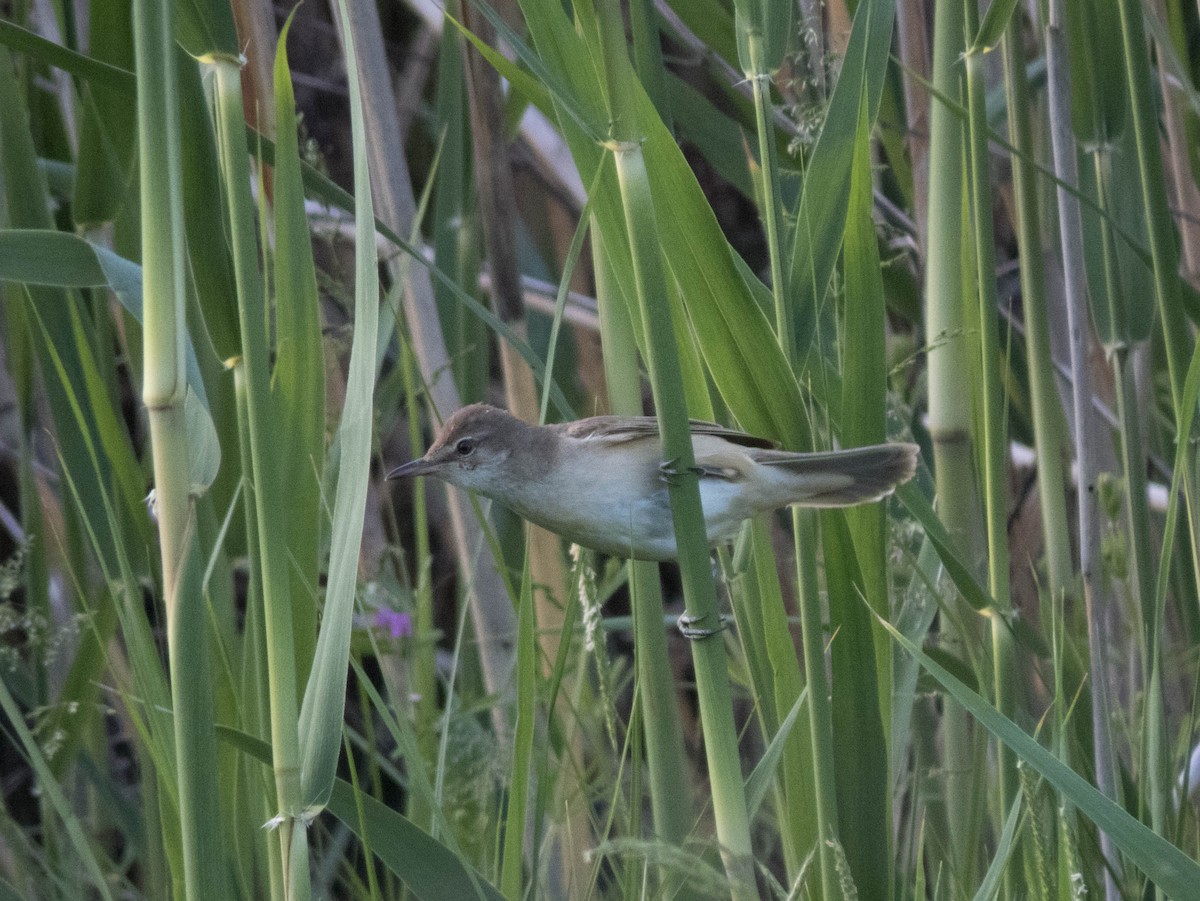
[386,458,438,480]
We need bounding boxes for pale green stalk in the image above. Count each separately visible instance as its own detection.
[981,95,1096,853]
[402,340,437,821]
[613,143,754,897]
[208,55,308,899]
[962,1,1020,888]
[1082,84,1165,890]
[1001,21,1072,599]
[793,507,839,899]
[596,3,753,891]
[232,367,287,901]
[133,0,224,894]
[1110,339,1164,838]
[339,0,517,707]
[735,8,831,889]
[744,29,790,357]
[593,231,693,858]
[740,6,840,892]
[499,568,537,899]
[924,0,986,883]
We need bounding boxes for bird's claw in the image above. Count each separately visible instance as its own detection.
[677,613,728,641]
[659,458,703,485]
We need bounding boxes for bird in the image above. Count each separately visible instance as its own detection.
[387,404,919,562]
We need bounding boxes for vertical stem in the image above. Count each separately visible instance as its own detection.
[1112,0,1190,855]
[962,9,1019,894]
[593,233,694,856]
[611,142,754,897]
[961,9,1012,630]
[333,0,517,708]
[1044,6,1122,895]
[1112,346,1166,845]
[133,0,224,894]
[1001,22,1072,598]
[210,56,308,899]
[745,31,790,358]
[924,0,986,882]
[794,508,840,900]
[460,0,569,690]
[739,12,844,887]
[744,15,839,893]
[594,5,753,890]
[232,367,286,901]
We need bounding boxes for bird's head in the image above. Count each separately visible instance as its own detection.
[386,404,523,492]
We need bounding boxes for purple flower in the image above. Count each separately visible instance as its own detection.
[372,608,413,639]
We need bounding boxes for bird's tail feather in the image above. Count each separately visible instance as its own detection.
[756,443,920,507]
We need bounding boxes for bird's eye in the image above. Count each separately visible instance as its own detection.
[455,438,475,456]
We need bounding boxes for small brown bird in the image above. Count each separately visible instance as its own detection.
[388,404,919,562]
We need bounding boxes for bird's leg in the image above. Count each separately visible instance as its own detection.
[658,457,703,485]
[677,612,729,641]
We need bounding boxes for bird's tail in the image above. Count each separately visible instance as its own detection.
[755,443,920,507]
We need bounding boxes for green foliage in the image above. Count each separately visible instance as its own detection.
[1,0,1200,898]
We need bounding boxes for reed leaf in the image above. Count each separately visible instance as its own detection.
[787,0,895,357]
[883,619,1200,896]
[297,0,380,812]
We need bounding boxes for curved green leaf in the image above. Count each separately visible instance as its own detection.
[219,727,504,901]
[0,230,206,397]
[881,618,1200,897]
[0,18,134,92]
[0,229,220,487]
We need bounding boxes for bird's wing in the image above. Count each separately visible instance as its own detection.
[558,415,777,450]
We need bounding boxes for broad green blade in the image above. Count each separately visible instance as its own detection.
[666,73,757,200]
[897,482,996,613]
[298,0,381,811]
[519,0,808,445]
[72,0,135,226]
[220,727,504,900]
[972,791,1024,901]
[1064,0,1126,148]
[173,0,237,58]
[178,52,241,361]
[841,88,892,702]
[272,11,325,683]
[733,0,794,75]
[882,619,1200,896]
[0,228,219,486]
[822,511,888,900]
[787,0,896,355]
[743,683,807,820]
[663,0,738,66]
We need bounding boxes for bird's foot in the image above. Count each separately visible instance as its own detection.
[659,458,703,485]
[677,612,729,641]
